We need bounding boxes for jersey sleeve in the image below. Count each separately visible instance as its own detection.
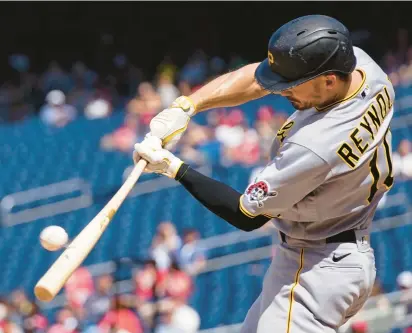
[239,142,331,218]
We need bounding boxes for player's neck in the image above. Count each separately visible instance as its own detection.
[318,70,363,110]
[342,70,363,100]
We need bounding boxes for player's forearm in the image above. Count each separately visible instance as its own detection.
[175,164,270,231]
[189,63,270,113]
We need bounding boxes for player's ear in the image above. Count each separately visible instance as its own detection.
[324,74,338,90]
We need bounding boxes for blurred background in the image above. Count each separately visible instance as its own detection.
[0,2,412,333]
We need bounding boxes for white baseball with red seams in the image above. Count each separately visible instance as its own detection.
[40,226,69,251]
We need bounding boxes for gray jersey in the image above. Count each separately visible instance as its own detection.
[240,47,395,241]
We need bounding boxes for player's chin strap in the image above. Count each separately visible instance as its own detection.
[175,164,270,231]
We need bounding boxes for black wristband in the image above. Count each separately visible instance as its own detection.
[175,163,190,181]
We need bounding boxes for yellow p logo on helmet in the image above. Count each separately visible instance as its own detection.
[268,51,274,65]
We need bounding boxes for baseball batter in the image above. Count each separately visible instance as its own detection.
[133,15,394,332]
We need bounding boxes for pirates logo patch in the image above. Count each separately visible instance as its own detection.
[245,180,277,208]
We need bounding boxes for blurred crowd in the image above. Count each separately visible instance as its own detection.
[0,222,206,333]
[4,31,412,173]
[1,48,292,168]
[94,56,289,167]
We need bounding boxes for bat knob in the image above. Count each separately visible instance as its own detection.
[34,285,54,302]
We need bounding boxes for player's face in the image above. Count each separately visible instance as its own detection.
[280,75,336,110]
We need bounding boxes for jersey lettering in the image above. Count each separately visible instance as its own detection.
[337,86,392,169]
[349,128,369,154]
[382,130,394,189]
[366,129,394,203]
[276,121,295,143]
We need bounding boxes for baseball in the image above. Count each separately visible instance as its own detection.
[40,225,69,251]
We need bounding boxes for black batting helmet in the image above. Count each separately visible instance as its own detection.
[255,15,356,93]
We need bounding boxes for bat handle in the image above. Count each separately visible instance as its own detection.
[134,159,147,174]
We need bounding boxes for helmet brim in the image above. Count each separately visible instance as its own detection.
[255,59,315,93]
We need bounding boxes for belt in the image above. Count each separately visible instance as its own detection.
[280,229,357,244]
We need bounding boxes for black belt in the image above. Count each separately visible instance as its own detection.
[280,229,357,244]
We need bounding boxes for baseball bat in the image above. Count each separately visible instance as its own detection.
[34,159,147,302]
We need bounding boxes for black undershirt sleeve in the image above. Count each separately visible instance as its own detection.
[175,163,270,231]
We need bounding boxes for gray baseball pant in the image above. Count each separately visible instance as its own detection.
[240,231,376,333]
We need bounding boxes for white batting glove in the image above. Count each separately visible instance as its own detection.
[133,138,184,179]
[133,134,163,164]
[149,96,196,149]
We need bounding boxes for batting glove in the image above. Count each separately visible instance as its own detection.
[133,137,184,179]
[149,96,196,150]
[133,133,163,165]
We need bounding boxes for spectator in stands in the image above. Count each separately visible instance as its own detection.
[209,56,226,79]
[255,106,276,162]
[397,271,412,333]
[66,79,93,114]
[98,296,143,333]
[393,139,412,179]
[397,271,412,313]
[133,259,168,328]
[0,298,24,333]
[127,96,149,132]
[135,259,166,304]
[150,222,182,271]
[154,308,181,333]
[350,320,368,333]
[70,62,98,91]
[84,96,112,120]
[157,73,180,110]
[100,112,139,153]
[64,267,95,315]
[216,109,260,166]
[156,56,178,83]
[177,81,193,96]
[83,274,114,326]
[215,109,246,157]
[228,54,247,71]
[179,123,221,165]
[127,65,144,97]
[370,279,384,297]
[47,308,79,333]
[127,83,162,136]
[174,228,206,275]
[205,108,225,128]
[39,90,77,127]
[40,61,72,94]
[160,261,193,302]
[169,297,200,333]
[179,50,208,87]
[19,71,44,111]
[9,53,30,74]
[138,82,162,118]
[368,279,391,311]
[155,297,200,333]
[22,303,48,333]
[9,290,35,321]
[84,85,112,120]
